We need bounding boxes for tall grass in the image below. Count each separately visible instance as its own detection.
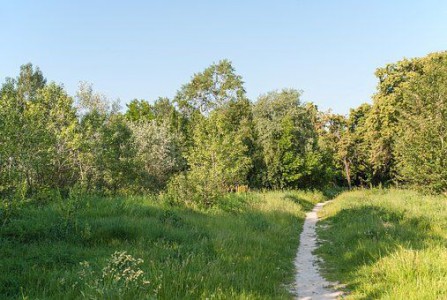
[0,190,324,299]
[316,189,447,299]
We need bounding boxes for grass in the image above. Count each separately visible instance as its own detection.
[0,190,325,299]
[316,189,447,299]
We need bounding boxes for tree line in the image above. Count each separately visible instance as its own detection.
[1,52,446,204]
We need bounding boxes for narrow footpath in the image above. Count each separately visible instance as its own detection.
[294,202,343,300]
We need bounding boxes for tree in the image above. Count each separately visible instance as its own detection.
[128,120,182,191]
[0,64,47,195]
[316,112,349,187]
[125,99,154,122]
[170,60,255,205]
[75,82,135,194]
[337,104,373,188]
[253,89,326,189]
[26,83,80,191]
[365,58,424,184]
[175,59,246,116]
[394,52,447,192]
[125,97,184,140]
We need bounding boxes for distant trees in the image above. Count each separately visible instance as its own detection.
[1,52,447,201]
[75,82,132,194]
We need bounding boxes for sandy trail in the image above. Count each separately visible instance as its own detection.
[294,202,343,300]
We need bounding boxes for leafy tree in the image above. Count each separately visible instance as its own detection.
[128,120,182,191]
[253,89,325,189]
[76,82,135,194]
[99,114,137,193]
[16,63,47,103]
[170,60,255,205]
[125,99,154,122]
[315,112,348,187]
[175,59,246,116]
[26,83,80,191]
[394,52,447,192]
[0,64,47,194]
[365,58,424,184]
[126,97,184,139]
[346,103,373,186]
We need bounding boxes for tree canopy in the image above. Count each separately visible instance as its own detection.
[1,52,447,202]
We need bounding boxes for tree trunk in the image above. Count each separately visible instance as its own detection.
[343,157,352,189]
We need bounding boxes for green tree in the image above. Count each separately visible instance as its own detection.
[394,52,447,192]
[170,60,254,205]
[253,89,326,189]
[0,64,47,195]
[125,99,154,122]
[76,82,136,194]
[314,112,348,187]
[365,58,424,184]
[26,83,80,191]
[128,120,182,191]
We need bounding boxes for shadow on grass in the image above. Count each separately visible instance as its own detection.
[316,205,446,299]
[321,187,346,200]
[283,194,316,211]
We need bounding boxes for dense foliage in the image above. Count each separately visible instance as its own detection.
[1,52,447,201]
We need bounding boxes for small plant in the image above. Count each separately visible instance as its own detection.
[77,251,159,299]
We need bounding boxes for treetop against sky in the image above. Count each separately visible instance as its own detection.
[1,0,446,114]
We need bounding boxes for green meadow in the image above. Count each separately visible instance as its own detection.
[316,189,447,299]
[0,191,325,299]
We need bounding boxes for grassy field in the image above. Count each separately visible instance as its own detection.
[316,189,447,299]
[0,190,325,299]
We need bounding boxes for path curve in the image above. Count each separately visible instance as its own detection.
[294,202,343,299]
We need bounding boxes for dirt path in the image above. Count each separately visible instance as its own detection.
[293,202,343,299]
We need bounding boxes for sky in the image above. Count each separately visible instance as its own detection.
[1,0,447,114]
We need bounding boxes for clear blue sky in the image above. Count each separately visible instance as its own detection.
[2,1,446,114]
